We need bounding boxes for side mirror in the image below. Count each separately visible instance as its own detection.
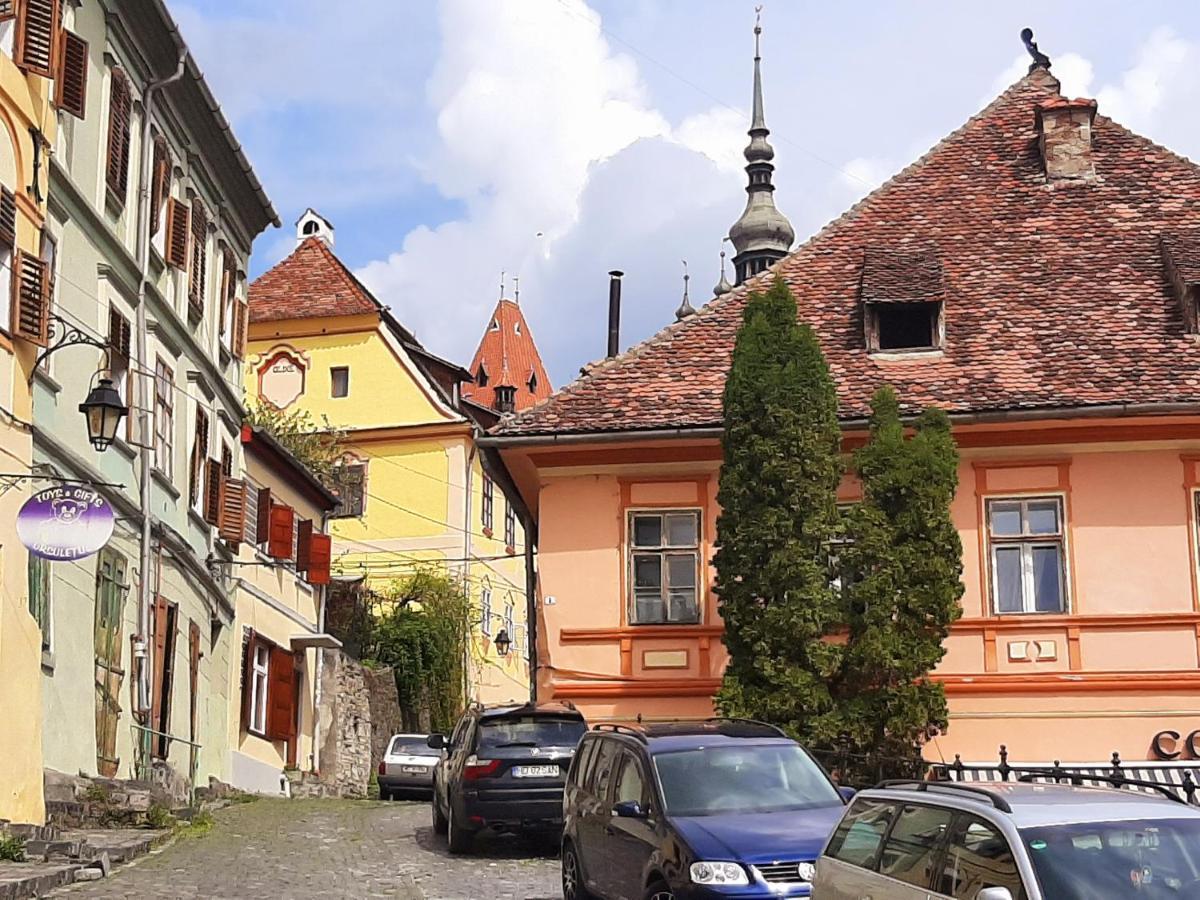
[838,786,857,802]
[976,889,1014,900]
[426,734,447,750]
[612,800,648,819]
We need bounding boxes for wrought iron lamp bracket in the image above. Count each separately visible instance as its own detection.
[31,315,112,380]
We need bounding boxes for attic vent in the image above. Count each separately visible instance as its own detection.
[1036,97,1098,182]
[476,364,489,387]
[1161,234,1200,334]
[490,319,499,331]
[860,248,946,353]
[527,372,538,394]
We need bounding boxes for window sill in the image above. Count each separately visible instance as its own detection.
[32,365,61,394]
[104,186,126,219]
[41,649,55,672]
[188,506,211,534]
[867,347,945,362]
[150,467,181,500]
[187,299,204,325]
[111,435,137,462]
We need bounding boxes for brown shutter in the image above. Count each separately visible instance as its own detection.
[107,305,131,362]
[233,298,249,359]
[266,647,296,741]
[11,251,50,346]
[203,458,223,526]
[149,136,169,237]
[0,2,16,21]
[188,620,201,743]
[255,486,272,544]
[105,68,131,197]
[15,0,58,78]
[240,629,256,731]
[305,534,332,586]
[219,478,247,548]
[150,595,169,742]
[165,198,189,269]
[55,29,87,118]
[295,519,313,572]
[0,186,16,252]
[188,199,207,316]
[267,504,294,560]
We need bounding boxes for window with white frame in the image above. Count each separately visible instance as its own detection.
[986,496,1067,614]
[628,510,701,624]
[504,502,516,549]
[504,600,514,639]
[481,474,495,533]
[249,643,269,735]
[480,587,492,637]
[154,359,174,477]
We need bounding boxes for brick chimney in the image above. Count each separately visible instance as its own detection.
[1036,97,1098,182]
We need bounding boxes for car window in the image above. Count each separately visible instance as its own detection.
[825,798,896,869]
[388,736,431,755]
[938,815,1026,900]
[476,715,587,752]
[449,716,471,750]
[589,739,619,799]
[878,803,954,889]
[614,752,646,806]
[571,738,597,787]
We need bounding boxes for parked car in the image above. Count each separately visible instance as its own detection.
[378,733,439,799]
[814,779,1200,899]
[561,719,850,900]
[428,701,587,853]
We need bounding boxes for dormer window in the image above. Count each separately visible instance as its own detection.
[495,386,516,413]
[868,302,943,351]
[860,247,946,354]
[302,220,319,236]
[490,319,499,332]
[1161,234,1200,335]
[476,364,489,387]
[527,372,538,394]
[514,321,521,335]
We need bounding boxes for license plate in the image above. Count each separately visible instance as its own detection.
[512,764,559,778]
[402,765,427,774]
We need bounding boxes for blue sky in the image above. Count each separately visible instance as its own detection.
[176,0,1200,387]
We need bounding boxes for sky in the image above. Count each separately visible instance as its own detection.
[175,0,1200,389]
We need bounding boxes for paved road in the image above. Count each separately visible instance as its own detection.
[58,798,561,899]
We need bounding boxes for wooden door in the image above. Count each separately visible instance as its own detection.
[93,548,128,777]
[151,599,178,758]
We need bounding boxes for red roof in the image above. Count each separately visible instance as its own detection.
[249,237,380,323]
[494,68,1200,437]
[462,299,553,411]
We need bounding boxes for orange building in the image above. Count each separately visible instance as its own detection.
[462,297,552,414]
[485,61,1200,765]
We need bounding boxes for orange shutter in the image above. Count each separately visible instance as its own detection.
[105,68,131,197]
[266,647,296,742]
[233,299,249,359]
[55,29,87,118]
[15,0,58,78]
[219,478,247,549]
[254,486,272,544]
[305,534,332,586]
[11,251,50,346]
[165,198,189,269]
[267,504,294,560]
[295,519,313,572]
[203,458,223,526]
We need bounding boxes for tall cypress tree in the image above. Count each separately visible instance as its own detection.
[836,386,963,761]
[714,279,844,737]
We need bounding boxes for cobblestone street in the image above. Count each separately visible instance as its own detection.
[56,799,561,900]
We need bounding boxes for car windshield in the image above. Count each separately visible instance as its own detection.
[653,744,842,816]
[1021,817,1200,899]
[388,737,432,755]
[477,716,586,752]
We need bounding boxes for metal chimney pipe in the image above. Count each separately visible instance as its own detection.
[607,270,623,358]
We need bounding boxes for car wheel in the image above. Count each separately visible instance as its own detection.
[380,787,392,802]
[431,793,448,835]
[643,879,673,900]
[561,842,596,900]
[446,802,473,854]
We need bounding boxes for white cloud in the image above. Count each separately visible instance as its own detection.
[985,51,1095,106]
[1096,28,1192,131]
[837,157,894,196]
[674,107,746,173]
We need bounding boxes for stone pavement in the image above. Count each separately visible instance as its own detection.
[55,798,561,900]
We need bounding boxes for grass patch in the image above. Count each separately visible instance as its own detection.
[84,783,111,803]
[0,834,25,862]
[174,810,215,840]
[227,790,258,805]
[144,803,175,830]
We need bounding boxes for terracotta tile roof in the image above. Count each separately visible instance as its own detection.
[860,247,945,304]
[494,69,1200,437]
[462,299,553,412]
[248,237,380,323]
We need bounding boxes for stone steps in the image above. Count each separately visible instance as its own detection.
[0,825,169,899]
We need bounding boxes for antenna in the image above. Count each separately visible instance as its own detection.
[682,259,690,302]
[513,275,520,305]
[499,270,506,300]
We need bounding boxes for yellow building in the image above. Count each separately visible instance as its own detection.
[245,211,531,705]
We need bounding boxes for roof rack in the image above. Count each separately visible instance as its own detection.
[591,723,648,743]
[875,780,1014,814]
[1012,772,1187,806]
[702,717,787,737]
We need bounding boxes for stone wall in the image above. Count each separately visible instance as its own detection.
[364,666,404,772]
[316,650,371,798]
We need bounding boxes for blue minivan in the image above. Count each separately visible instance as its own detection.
[561,719,850,899]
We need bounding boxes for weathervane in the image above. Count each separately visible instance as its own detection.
[1021,28,1051,72]
[754,5,762,58]
[675,259,696,321]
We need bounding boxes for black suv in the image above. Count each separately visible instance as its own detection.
[561,719,849,899]
[428,701,587,853]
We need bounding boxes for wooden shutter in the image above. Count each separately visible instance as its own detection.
[266,647,296,741]
[295,519,313,572]
[188,407,208,507]
[240,629,256,731]
[255,486,272,544]
[105,68,131,197]
[149,136,169,237]
[233,298,249,359]
[15,0,58,78]
[107,305,131,362]
[150,595,170,744]
[203,458,223,526]
[0,2,16,22]
[55,29,87,118]
[267,504,294,560]
[305,533,332,586]
[219,478,247,548]
[188,199,207,316]
[0,186,16,252]
[219,249,234,337]
[164,198,189,269]
[188,621,201,742]
[11,251,50,346]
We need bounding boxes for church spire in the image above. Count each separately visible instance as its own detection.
[727,7,794,286]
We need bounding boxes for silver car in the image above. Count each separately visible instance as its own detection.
[378,733,440,800]
[813,780,1200,899]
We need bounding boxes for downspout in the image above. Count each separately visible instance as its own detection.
[524,514,536,702]
[311,507,329,775]
[463,439,476,704]
[132,47,189,778]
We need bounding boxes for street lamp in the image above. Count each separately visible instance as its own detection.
[79,376,128,452]
[494,628,512,658]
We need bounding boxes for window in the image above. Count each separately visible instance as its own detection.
[105,68,131,200]
[249,643,269,735]
[628,510,701,624]
[824,798,895,869]
[188,198,208,316]
[527,372,538,394]
[0,187,14,332]
[476,364,488,388]
[149,135,169,243]
[590,739,619,798]
[987,497,1067,614]
[219,248,236,348]
[614,753,646,806]
[107,305,131,438]
[867,302,942,352]
[481,474,494,533]
[570,738,597,788]
[878,803,955,888]
[480,587,492,637]
[495,385,516,413]
[27,554,50,653]
[503,600,514,640]
[938,816,1025,900]
[330,366,349,398]
[302,220,318,236]
[829,502,857,594]
[188,406,209,509]
[154,359,174,477]
[330,460,365,518]
[504,503,516,550]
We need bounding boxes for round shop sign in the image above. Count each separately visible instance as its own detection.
[17,484,114,561]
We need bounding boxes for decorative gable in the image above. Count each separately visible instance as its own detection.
[1161,234,1200,335]
[860,248,946,353]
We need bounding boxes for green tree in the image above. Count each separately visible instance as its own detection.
[835,386,963,763]
[244,403,347,483]
[714,279,845,737]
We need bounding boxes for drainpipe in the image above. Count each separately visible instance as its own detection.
[311,511,330,775]
[463,440,476,703]
[132,47,188,778]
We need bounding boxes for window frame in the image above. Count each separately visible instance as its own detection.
[329,457,366,518]
[27,553,51,654]
[330,366,350,398]
[249,642,270,737]
[935,812,1027,900]
[626,508,703,626]
[153,358,174,478]
[481,473,495,534]
[985,494,1069,615]
[479,586,492,637]
[504,502,516,550]
[865,300,945,354]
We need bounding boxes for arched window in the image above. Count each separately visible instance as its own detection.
[303,220,319,236]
